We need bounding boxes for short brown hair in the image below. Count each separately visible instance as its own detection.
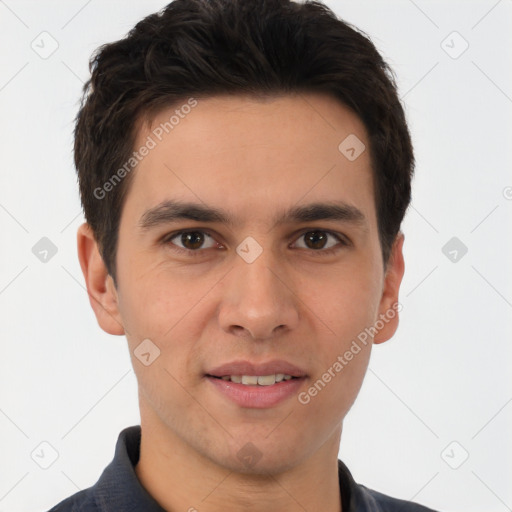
[75,0,414,287]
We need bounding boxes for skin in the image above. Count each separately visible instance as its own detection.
[77,93,405,512]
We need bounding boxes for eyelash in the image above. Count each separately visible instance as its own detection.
[161,229,349,257]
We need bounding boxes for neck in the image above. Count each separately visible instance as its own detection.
[135,409,343,512]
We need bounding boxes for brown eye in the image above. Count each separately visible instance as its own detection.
[180,231,205,250]
[166,231,217,252]
[303,231,328,249]
[293,230,345,252]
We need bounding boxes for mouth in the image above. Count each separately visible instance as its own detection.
[204,360,307,408]
[206,374,299,386]
[205,359,307,380]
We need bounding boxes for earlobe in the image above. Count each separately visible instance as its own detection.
[373,232,405,345]
[76,222,125,336]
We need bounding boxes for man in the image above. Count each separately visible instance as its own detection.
[48,0,439,510]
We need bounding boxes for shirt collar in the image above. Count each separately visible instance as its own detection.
[91,425,367,511]
[91,425,165,511]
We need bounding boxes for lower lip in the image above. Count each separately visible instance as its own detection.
[205,376,305,409]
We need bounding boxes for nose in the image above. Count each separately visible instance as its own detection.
[217,248,300,341]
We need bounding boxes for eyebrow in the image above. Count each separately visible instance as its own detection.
[138,199,368,233]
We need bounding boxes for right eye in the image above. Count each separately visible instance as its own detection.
[163,230,223,255]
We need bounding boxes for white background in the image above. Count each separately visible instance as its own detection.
[0,1,511,511]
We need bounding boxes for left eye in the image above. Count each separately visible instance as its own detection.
[164,229,346,254]
[292,230,345,251]
[166,231,219,252]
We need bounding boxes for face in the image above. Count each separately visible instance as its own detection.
[79,93,404,474]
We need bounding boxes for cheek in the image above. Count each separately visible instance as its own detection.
[117,265,218,387]
[307,265,382,343]
[120,275,205,419]
[118,260,213,337]
[298,317,373,427]
[290,265,379,405]
[294,341,372,447]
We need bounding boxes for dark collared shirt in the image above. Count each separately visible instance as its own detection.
[47,425,439,511]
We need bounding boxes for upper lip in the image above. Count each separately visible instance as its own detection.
[206,360,307,378]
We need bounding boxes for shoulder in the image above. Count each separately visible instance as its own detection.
[44,425,146,512]
[338,459,439,512]
[45,488,97,512]
[356,483,439,512]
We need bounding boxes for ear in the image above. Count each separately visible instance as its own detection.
[373,231,405,345]
[76,222,125,336]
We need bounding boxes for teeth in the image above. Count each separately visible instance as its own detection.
[217,374,296,385]
[257,375,275,386]
[241,375,259,385]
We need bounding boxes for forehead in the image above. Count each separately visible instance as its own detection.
[126,93,376,229]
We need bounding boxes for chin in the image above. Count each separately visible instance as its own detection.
[224,453,301,476]
[208,436,307,476]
